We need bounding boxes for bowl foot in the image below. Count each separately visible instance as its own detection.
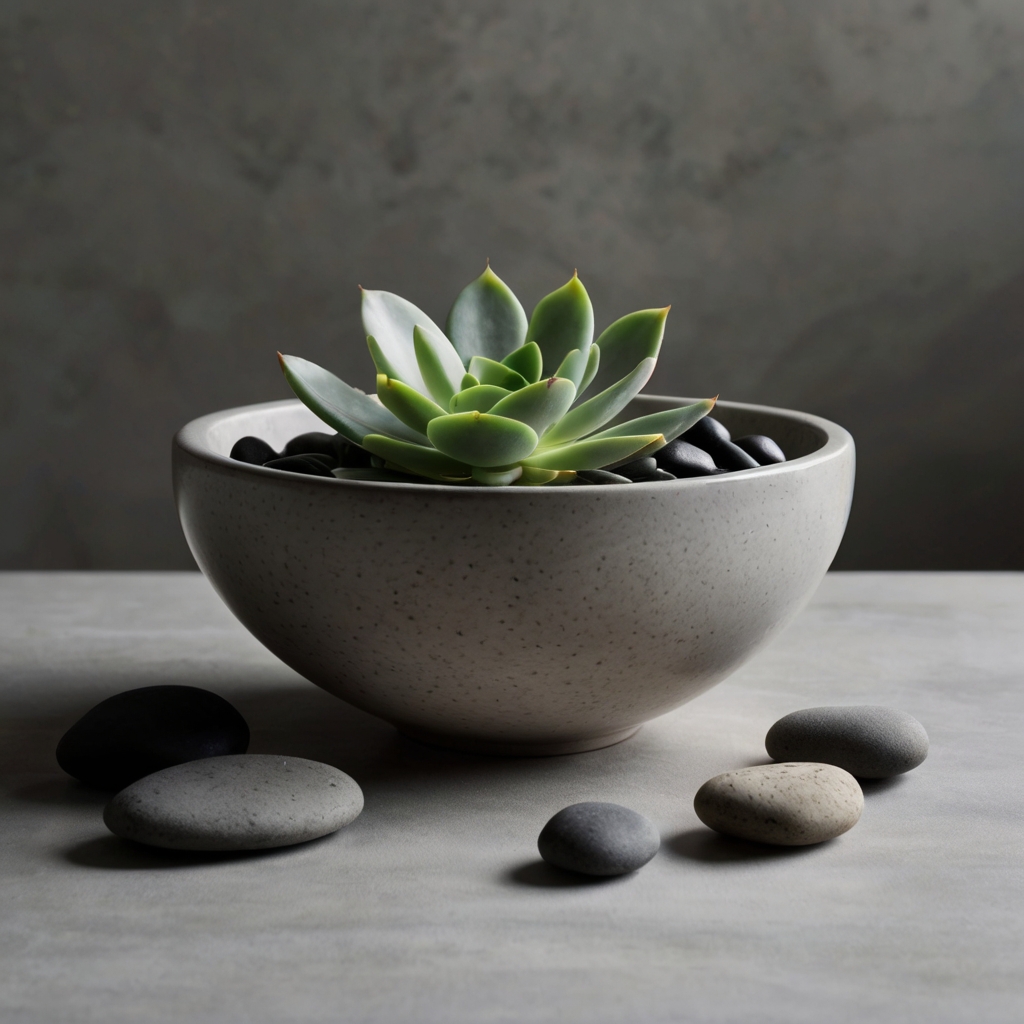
[397,724,642,757]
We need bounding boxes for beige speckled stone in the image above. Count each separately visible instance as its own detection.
[103,754,363,851]
[693,762,863,846]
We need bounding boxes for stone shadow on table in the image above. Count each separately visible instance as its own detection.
[504,860,633,888]
[665,828,826,863]
[64,830,339,870]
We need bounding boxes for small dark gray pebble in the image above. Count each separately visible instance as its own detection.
[264,454,336,477]
[711,439,760,471]
[766,706,929,779]
[575,470,632,485]
[538,801,660,876]
[284,431,338,459]
[655,440,717,478]
[734,434,786,465]
[682,415,731,449]
[615,457,659,481]
[651,468,676,481]
[230,436,279,466]
[56,685,250,791]
[336,439,373,468]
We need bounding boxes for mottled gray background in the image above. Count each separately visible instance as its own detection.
[2,0,1022,570]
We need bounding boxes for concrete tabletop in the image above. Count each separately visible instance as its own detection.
[1,572,1021,1024]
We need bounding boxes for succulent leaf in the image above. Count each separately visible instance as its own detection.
[427,412,539,468]
[467,356,530,391]
[527,273,595,378]
[279,354,427,446]
[575,342,601,399]
[501,341,543,383]
[361,288,463,396]
[460,372,480,390]
[488,377,576,435]
[446,265,528,364]
[540,357,656,447]
[589,397,717,444]
[515,466,560,486]
[367,335,403,380]
[376,374,447,434]
[449,385,511,414]
[554,347,589,390]
[361,434,471,481]
[522,433,663,471]
[472,465,523,486]
[413,326,459,406]
[587,307,669,398]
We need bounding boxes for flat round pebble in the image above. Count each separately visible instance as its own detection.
[56,685,249,791]
[694,763,863,846]
[655,439,717,477]
[229,436,279,466]
[538,801,660,876]
[103,754,364,851]
[766,706,929,778]
[615,456,659,481]
[283,431,339,459]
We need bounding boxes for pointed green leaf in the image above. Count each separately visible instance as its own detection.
[588,307,669,397]
[361,434,471,481]
[554,348,589,390]
[540,357,656,447]
[445,265,528,364]
[522,433,663,471]
[467,356,529,391]
[376,374,447,434]
[527,272,595,378]
[460,372,480,390]
[278,354,427,446]
[488,377,576,435]
[575,342,601,400]
[501,341,543,383]
[449,385,511,414]
[427,412,538,468]
[471,465,523,486]
[361,288,464,396]
[367,335,403,380]
[589,398,717,444]
[414,326,460,406]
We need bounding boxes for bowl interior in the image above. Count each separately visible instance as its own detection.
[194,396,830,463]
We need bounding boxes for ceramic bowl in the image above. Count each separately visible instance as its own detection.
[173,396,854,755]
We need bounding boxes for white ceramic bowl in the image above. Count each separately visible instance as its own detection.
[173,396,854,755]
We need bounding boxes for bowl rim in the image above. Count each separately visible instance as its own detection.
[174,395,854,494]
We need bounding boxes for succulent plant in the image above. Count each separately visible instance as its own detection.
[279,266,716,486]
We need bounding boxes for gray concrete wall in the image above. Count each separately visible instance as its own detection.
[2,0,1022,570]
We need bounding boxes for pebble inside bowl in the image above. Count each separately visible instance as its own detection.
[173,395,854,755]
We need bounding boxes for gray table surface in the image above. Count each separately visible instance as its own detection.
[1,572,1021,1024]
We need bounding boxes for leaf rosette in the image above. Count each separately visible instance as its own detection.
[279,265,716,486]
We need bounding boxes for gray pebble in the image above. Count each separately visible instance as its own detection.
[538,801,660,876]
[694,763,863,846]
[765,706,928,778]
[103,754,363,851]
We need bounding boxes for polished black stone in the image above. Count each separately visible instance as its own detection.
[712,440,760,471]
[538,802,661,876]
[335,438,374,468]
[229,436,279,466]
[283,431,339,460]
[655,440,718,478]
[615,457,659,481]
[263,455,336,477]
[56,685,250,791]
[681,415,731,450]
[734,434,786,465]
[576,469,632,485]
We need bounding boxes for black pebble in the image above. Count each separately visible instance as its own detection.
[284,432,338,460]
[264,455,337,477]
[56,685,250,791]
[335,438,373,468]
[230,436,279,466]
[538,802,661,876]
[733,434,786,465]
[615,457,659,481]
[655,440,717,478]
[682,415,731,449]
[576,469,632,484]
[711,440,760,471]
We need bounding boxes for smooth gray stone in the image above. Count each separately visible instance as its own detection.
[103,754,363,851]
[694,763,863,846]
[765,705,929,778]
[538,802,660,876]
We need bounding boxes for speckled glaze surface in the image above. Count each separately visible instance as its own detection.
[173,396,854,755]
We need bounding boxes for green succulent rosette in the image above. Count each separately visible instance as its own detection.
[279,266,716,486]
